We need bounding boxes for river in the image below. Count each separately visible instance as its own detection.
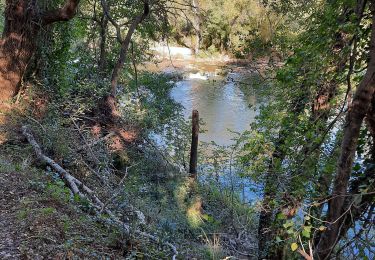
[167,61,259,146]
[171,61,261,202]
[145,60,261,203]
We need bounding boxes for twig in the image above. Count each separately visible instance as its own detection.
[100,162,141,214]
[71,118,101,165]
[298,248,313,260]
[76,132,115,151]
[297,235,313,260]
[80,157,107,184]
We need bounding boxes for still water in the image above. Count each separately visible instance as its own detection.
[169,62,259,146]
[146,61,260,203]
[168,62,260,203]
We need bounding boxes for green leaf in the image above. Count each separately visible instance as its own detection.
[202,214,214,223]
[303,225,312,232]
[291,243,298,251]
[283,221,294,229]
[302,229,310,238]
[302,225,312,237]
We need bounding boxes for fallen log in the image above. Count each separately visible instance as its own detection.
[22,125,85,198]
[22,125,178,259]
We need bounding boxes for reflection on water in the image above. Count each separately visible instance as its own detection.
[170,63,261,203]
[170,63,258,146]
[148,61,261,203]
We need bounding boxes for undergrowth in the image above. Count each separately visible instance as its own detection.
[0,71,257,259]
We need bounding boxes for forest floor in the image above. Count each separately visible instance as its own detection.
[0,169,22,259]
[0,113,21,259]
[0,130,257,259]
[0,148,130,259]
[0,110,129,259]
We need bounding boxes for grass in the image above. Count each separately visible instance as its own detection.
[122,154,258,258]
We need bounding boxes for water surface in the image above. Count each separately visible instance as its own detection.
[169,62,258,146]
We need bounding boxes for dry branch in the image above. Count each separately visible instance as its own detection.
[22,125,178,259]
[76,132,115,152]
[22,125,85,198]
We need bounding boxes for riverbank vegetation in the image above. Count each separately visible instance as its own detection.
[0,0,374,259]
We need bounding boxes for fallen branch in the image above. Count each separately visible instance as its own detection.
[137,230,178,260]
[22,125,85,198]
[22,125,178,259]
[76,132,115,152]
[100,162,145,224]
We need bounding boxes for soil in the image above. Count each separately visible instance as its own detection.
[0,171,23,259]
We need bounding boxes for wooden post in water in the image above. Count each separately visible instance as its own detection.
[189,110,199,179]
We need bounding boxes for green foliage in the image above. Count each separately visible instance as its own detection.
[17,209,30,220]
[39,207,57,215]
[46,181,71,203]
[237,0,375,257]
[119,72,180,129]
[169,0,303,57]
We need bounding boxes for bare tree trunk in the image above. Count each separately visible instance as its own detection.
[99,0,149,121]
[0,0,36,100]
[191,0,201,55]
[189,110,199,179]
[0,0,80,103]
[316,5,375,259]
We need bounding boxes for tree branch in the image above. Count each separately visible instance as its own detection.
[316,3,375,258]
[110,0,150,96]
[101,0,123,42]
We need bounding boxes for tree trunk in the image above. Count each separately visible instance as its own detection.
[109,1,150,96]
[99,0,149,122]
[316,4,375,259]
[191,0,201,55]
[0,0,38,100]
[0,0,80,103]
[98,10,109,73]
[258,3,363,258]
[257,137,285,260]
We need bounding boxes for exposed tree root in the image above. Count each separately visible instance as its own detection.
[22,125,178,259]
